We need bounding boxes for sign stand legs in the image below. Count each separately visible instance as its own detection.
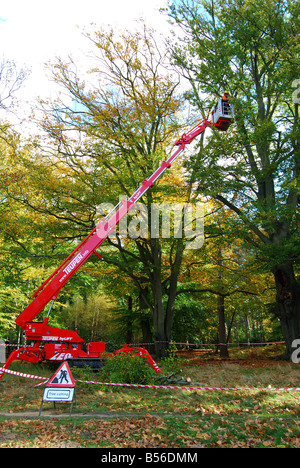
[39,390,76,416]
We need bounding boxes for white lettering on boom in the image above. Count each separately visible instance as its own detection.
[63,253,84,275]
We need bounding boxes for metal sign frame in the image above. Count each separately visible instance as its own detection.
[39,361,76,416]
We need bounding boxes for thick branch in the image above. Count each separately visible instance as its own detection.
[215,194,271,244]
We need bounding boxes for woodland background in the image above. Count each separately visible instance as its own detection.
[0,0,299,359]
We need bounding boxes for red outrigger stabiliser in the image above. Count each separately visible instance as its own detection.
[0,97,233,380]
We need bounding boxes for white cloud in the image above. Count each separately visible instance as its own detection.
[1,0,169,65]
[0,0,171,130]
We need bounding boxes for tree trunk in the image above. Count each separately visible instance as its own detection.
[152,279,169,359]
[139,288,155,355]
[216,248,229,358]
[165,240,185,343]
[273,261,300,359]
[126,295,134,344]
[151,239,184,359]
[140,317,152,344]
[217,295,229,358]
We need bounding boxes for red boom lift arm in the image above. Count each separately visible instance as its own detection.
[0,97,233,380]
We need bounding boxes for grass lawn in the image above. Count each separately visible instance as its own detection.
[0,346,299,448]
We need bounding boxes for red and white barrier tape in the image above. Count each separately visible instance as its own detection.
[0,366,48,381]
[0,344,31,347]
[129,341,286,347]
[75,379,300,392]
[1,366,300,392]
[0,341,286,348]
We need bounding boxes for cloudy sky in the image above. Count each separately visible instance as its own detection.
[0,0,170,64]
[0,0,172,121]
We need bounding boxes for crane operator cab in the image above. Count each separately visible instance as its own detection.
[209,91,234,131]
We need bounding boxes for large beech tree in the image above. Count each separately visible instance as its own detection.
[168,0,300,358]
[33,25,195,357]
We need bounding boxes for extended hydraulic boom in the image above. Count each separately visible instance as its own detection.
[0,96,233,380]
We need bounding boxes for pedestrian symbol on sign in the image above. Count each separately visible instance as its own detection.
[52,369,68,385]
[46,361,75,388]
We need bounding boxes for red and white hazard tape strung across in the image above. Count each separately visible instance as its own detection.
[76,379,300,393]
[0,344,31,348]
[0,340,286,348]
[0,366,48,381]
[129,341,286,347]
[1,366,300,393]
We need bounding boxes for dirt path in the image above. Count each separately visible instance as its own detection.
[0,411,164,419]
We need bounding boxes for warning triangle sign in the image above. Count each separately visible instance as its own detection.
[46,361,75,388]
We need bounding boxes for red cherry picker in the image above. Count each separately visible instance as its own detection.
[0,96,233,380]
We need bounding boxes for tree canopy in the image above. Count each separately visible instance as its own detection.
[168,0,300,357]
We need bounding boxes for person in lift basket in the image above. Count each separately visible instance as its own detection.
[221,90,231,115]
